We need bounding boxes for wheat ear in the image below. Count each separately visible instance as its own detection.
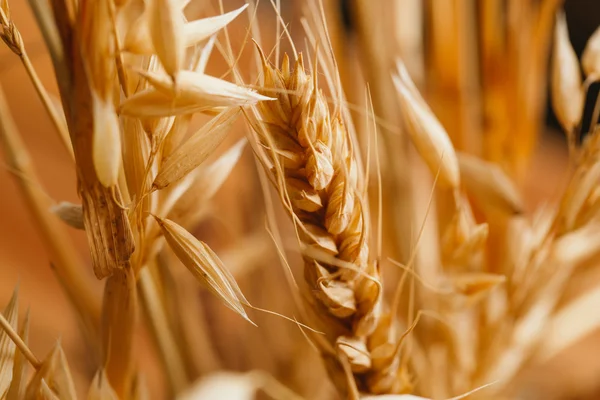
[251,48,410,395]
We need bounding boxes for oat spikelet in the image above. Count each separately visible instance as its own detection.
[153,216,252,322]
[252,49,401,395]
[582,26,600,79]
[551,12,584,135]
[458,153,524,216]
[392,62,460,189]
[148,0,184,79]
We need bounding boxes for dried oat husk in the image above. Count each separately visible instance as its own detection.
[154,216,251,322]
[582,26,600,80]
[393,62,460,189]
[551,12,584,138]
[457,153,523,216]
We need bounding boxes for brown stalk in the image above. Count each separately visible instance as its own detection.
[101,266,137,398]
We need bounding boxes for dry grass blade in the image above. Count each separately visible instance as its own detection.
[153,216,252,323]
[392,62,460,189]
[0,289,18,396]
[153,108,240,189]
[101,267,137,398]
[457,152,524,215]
[24,343,76,400]
[50,201,84,230]
[551,12,584,136]
[5,310,29,400]
[87,369,118,400]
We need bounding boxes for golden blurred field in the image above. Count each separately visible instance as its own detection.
[1,1,600,399]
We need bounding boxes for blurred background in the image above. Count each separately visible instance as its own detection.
[0,0,599,399]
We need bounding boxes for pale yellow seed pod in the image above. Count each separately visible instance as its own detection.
[551,12,584,134]
[305,141,334,190]
[583,26,600,79]
[148,0,184,79]
[92,94,122,187]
